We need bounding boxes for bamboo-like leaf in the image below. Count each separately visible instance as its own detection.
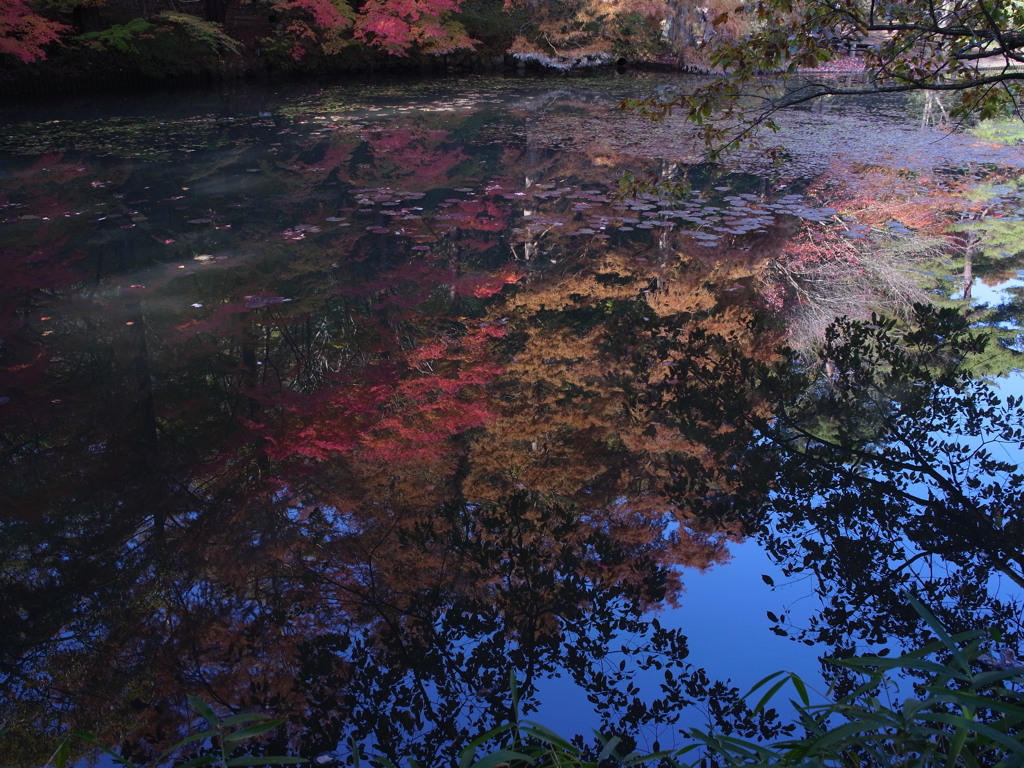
[223,719,286,743]
[790,673,810,707]
[156,728,218,759]
[458,723,516,768]
[224,756,307,766]
[219,714,273,728]
[508,671,519,726]
[927,712,1024,755]
[751,675,792,714]
[682,729,776,759]
[46,739,71,768]
[188,696,221,726]
[465,749,533,768]
[971,668,1024,688]
[519,721,576,751]
[908,593,972,671]
[795,719,895,755]
[622,748,675,766]
[174,756,219,768]
[596,735,621,761]
[961,744,984,768]
[901,698,929,721]
[946,722,970,768]
[69,733,142,768]
[926,689,1024,718]
[833,655,965,679]
[741,670,790,700]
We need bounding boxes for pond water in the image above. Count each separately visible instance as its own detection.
[3,73,1024,765]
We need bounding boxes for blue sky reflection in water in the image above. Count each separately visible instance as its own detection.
[2,74,1024,763]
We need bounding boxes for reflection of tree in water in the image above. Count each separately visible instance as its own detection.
[766,308,1024,654]
[0,377,782,765]
[293,492,782,765]
[0,142,793,765]
[643,303,1024,686]
[5,92,1024,765]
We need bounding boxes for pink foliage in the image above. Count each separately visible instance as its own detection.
[270,325,504,466]
[368,130,468,184]
[353,0,473,55]
[271,0,472,57]
[452,267,523,299]
[0,0,67,62]
[286,0,353,30]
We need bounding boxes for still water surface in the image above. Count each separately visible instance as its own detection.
[3,73,1024,764]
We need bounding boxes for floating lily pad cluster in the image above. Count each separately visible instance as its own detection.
[295,179,842,253]
[7,75,1024,333]
[0,113,262,159]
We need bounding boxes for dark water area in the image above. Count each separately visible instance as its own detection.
[3,73,1024,765]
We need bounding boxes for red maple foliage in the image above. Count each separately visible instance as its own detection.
[267,324,505,466]
[353,0,474,55]
[451,266,523,298]
[0,0,66,62]
[263,0,473,59]
[367,129,470,186]
[1,0,472,63]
